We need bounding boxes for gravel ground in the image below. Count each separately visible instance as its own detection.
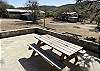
[42,18,100,42]
[0,18,100,42]
[0,19,39,31]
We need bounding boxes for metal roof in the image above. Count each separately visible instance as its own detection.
[6,9,45,13]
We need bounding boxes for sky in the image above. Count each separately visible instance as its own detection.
[7,0,76,7]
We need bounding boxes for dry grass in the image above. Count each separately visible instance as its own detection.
[0,19,39,31]
[42,18,100,42]
[0,18,100,42]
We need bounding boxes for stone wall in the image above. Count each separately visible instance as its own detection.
[0,27,38,38]
[0,27,99,53]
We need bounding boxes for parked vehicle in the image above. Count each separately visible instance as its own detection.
[20,13,34,21]
[67,12,78,23]
[95,26,100,31]
[55,12,83,23]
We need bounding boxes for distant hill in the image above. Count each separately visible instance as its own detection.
[16,1,100,13]
[17,5,57,11]
[58,1,100,12]
[39,5,57,11]
[0,1,14,9]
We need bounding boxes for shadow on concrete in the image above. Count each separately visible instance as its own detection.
[65,62,89,71]
[74,51,100,71]
[86,50,100,64]
[19,56,52,71]
[18,55,89,71]
[65,50,100,71]
[19,50,100,71]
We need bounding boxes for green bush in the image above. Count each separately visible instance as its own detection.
[0,1,14,18]
[45,11,54,17]
[96,16,100,26]
[0,8,9,18]
[85,37,96,42]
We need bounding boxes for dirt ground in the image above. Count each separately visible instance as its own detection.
[0,18,100,42]
[41,18,100,42]
[0,19,39,31]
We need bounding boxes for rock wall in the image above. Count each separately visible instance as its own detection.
[0,27,99,53]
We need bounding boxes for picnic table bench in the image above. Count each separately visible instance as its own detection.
[28,34,83,70]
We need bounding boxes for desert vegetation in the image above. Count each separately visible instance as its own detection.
[0,0,14,18]
[0,0,100,43]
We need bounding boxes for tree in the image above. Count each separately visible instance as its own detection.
[76,0,83,3]
[75,0,100,23]
[45,11,54,17]
[96,15,100,26]
[0,0,8,18]
[0,0,14,18]
[0,0,14,9]
[25,0,39,23]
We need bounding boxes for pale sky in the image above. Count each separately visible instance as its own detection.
[7,0,76,7]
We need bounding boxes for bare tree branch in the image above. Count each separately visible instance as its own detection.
[25,0,39,22]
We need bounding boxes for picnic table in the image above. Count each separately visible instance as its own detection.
[28,34,83,70]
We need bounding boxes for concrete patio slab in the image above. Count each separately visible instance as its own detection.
[0,34,100,71]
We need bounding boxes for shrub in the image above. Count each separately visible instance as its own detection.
[85,37,96,42]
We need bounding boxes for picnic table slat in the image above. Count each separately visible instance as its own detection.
[41,36,77,53]
[35,35,82,56]
[41,36,75,54]
[43,35,83,50]
[41,35,81,53]
[35,35,74,56]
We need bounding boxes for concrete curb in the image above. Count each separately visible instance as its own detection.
[0,27,39,38]
[0,27,99,53]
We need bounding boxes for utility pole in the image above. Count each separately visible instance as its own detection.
[43,12,46,27]
[43,9,46,28]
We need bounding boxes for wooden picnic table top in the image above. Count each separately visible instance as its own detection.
[34,34,83,56]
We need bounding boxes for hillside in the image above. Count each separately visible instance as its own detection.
[39,1,100,12]
[39,5,57,11]
[16,1,100,12]
[16,1,100,19]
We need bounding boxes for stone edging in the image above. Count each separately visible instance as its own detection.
[0,27,99,53]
